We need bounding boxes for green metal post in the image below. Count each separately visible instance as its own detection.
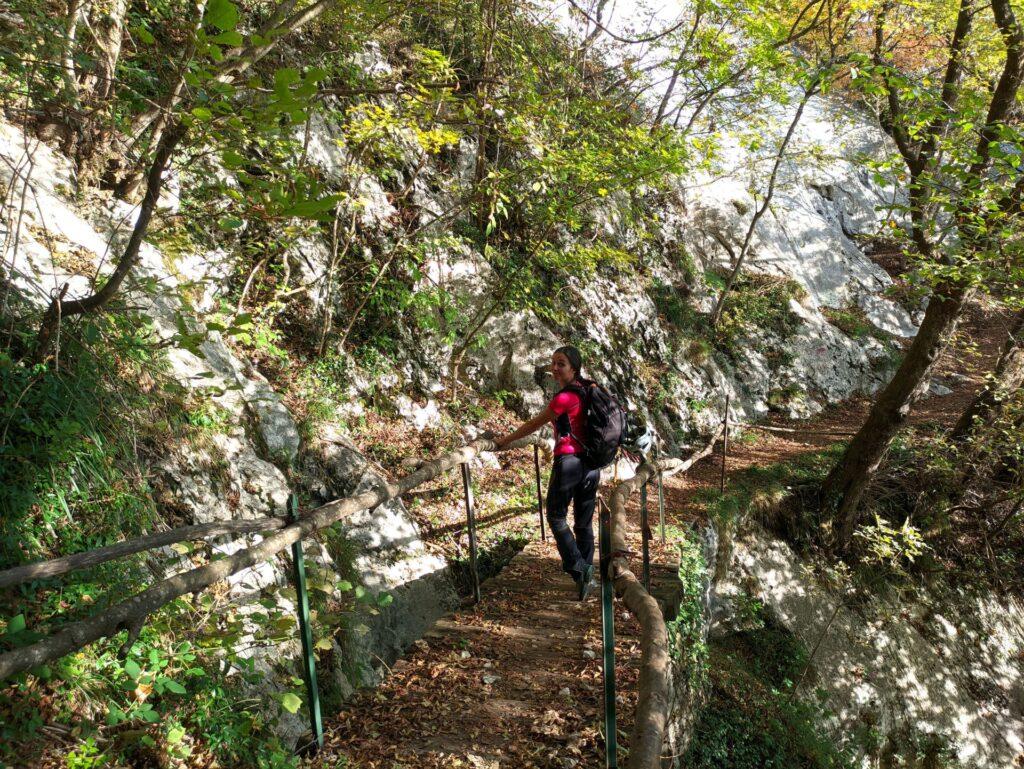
[533,444,546,541]
[460,463,481,604]
[598,498,618,769]
[287,494,323,754]
[658,469,666,546]
[640,481,650,593]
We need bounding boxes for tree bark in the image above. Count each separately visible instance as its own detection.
[59,0,86,102]
[822,287,969,545]
[33,122,185,362]
[85,0,130,102]
[951,307,1024,441]
[0,517,287,589]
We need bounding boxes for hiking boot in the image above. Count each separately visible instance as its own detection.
[578,564,595,601]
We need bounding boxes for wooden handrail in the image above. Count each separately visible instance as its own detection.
[606,427,721,769]
[0,517,288,589]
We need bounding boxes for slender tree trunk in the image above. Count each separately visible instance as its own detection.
[473,0,499,233]
[823,287,969,545]
[709,81,817,327]
[85,0,130,102]
[34,122,186,362]
[59,0,86,102]
[951,307,1024,441]
[118,0,208,198]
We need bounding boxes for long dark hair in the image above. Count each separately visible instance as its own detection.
[554,345,583,381]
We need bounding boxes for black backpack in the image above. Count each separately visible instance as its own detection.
[559,378,627,470]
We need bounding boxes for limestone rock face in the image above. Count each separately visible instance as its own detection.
[303,425,458,684]
[722,530,1024,768]
[155,433,290,524]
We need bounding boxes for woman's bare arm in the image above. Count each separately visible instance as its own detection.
[494,406,555,448]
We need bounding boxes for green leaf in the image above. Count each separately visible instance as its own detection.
[30,664,52,680]
[134,26,156,44]
[209,30,244,46]
[191,106,213,122]
[167,725,186,744]
[204,0,239,31]
[280,692,302,714]
[6,614,26,635]
[164,679,187,694]
[314,637,333,651]
[124,659,142,680]
[281,194,342,218]
[222,149,245,169]
[274,68,301,89]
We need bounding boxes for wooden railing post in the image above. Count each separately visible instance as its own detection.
[287,493,323,754]
[721,393,730,494]
[640,481,650,593]
[657,469,665,546]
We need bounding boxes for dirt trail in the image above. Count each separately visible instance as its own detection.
[659,304,1011,518]
[320,538,680,768]
[316,304,1011,768]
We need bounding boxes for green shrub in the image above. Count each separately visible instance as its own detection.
[717,274,805,349]
[668,534,710,689]
[684,646,853,769]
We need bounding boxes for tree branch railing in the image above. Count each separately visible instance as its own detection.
[0,517,288,590]
[604,427,721,769]
[0,435,545,681]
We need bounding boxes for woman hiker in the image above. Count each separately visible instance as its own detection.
[493,345,600,600]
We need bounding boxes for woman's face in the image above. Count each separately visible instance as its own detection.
[551,352,576,387]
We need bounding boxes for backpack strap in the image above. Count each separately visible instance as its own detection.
[556,379,589,446]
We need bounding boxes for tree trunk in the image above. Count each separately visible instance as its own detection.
[34,122,185,362]
[709,81,816,327]
[951,307,1024,441]
[85,0,130,102]
[59,0,86,102]
[472,0,499,233]
[117,0,208,199]
[823,286,969,546]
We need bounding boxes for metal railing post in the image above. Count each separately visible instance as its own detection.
[287,493,323,754]
[640,481,650,593]
[533,444,546,541]
[460,462,481,604]
[657,468,666,546]
[598,498,618,769]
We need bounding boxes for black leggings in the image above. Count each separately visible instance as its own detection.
[546,454,601,580]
